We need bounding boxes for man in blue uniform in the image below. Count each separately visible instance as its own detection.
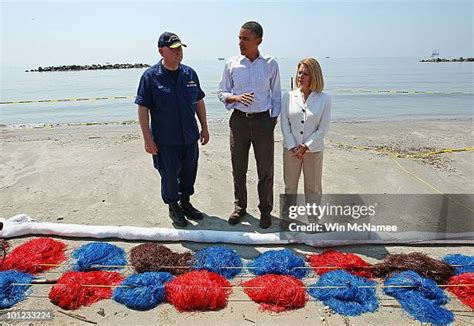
[135,32,209,227]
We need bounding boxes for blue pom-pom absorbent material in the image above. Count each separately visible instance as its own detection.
[192,246,242,279]
[248,249,307,279]
[113,272,173,310]
[0,271,34,308]
[443,254,474,275]
[383,271,453,325]
[72,242,126,271]
[307,270,378,316]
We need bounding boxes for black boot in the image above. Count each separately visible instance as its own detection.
[259,213,272,229]
[169,202,188,227]
[180,197,204,220]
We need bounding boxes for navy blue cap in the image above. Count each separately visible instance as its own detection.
[158,32,187,48]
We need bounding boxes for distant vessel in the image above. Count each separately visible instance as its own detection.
[218,57,225,60]
[431,49,440,58]
[325,56,331,58]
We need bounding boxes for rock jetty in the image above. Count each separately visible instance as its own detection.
[27,63,150,72]
[420,57,473,63]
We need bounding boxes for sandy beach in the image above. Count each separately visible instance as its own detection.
[0,119,473,325]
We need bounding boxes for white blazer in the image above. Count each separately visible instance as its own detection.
[280,90,331,152]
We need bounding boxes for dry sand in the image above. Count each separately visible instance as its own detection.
[0,119,473,325]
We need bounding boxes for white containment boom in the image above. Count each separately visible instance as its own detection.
[0,215,472,246]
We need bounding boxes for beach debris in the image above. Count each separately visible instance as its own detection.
[331,141,454,168]
[383,270,453,324]
[243,315,255,323]
[243,274,307,312]
[165,270,231,311]
[57,310,98,324]
[372,252,454,284]
[307,250,373,278]
[192,246,242,279]
[442,254,474,275]
[71,242,126,271]
[130,243,192,275]
[113,272,173,310]
[0,237,66,274]
[447,272,474,309]
[0,240,8,265]
[307,270,378,316]
[0,270,34,308]
[49,271,124,310]
[248,249,307,279]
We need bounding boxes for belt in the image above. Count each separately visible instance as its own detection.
[234,109,270,118]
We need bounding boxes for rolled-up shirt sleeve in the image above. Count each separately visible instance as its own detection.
[217,61,234,110]
[269,60,281,118]
[135,74,152,109]
[304,95,332,152]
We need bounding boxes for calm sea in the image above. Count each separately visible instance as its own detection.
[0,57,472,126]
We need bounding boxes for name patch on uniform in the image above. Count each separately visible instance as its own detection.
[187,80,198,87]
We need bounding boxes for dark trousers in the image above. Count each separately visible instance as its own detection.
[152,142,199,204]
[229,110,276,215]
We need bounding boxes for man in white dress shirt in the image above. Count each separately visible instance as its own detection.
[218,21,281,229]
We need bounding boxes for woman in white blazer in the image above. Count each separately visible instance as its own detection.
[280,58,331,213]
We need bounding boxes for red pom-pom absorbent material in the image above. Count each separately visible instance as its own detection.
[307,250,372,278]
[447,272,474,309]
[243,274,307,312]
[165,270,232,311]
[49,271,124,310]
[1,238,66,274]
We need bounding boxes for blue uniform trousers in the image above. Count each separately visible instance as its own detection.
[153,142,199,204]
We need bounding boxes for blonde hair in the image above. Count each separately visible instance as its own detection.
[295,58,324,92]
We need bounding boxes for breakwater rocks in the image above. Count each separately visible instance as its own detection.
[27,63,150,72]
[420,57,474,63]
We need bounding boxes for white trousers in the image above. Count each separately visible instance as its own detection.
[283,149,323,197]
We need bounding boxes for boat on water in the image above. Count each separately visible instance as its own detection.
[218,57,225,60]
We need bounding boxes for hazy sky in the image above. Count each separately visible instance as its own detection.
[1,0,472,67]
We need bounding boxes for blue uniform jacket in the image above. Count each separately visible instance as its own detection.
[135,60,204,146]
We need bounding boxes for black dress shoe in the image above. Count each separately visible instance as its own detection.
[259,214,272,229]
[228,209,246,225]
[180,200,204,220]
[169,203,188,227]
[280,219,291,231]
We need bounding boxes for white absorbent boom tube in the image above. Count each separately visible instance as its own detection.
[0,215,471,246]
